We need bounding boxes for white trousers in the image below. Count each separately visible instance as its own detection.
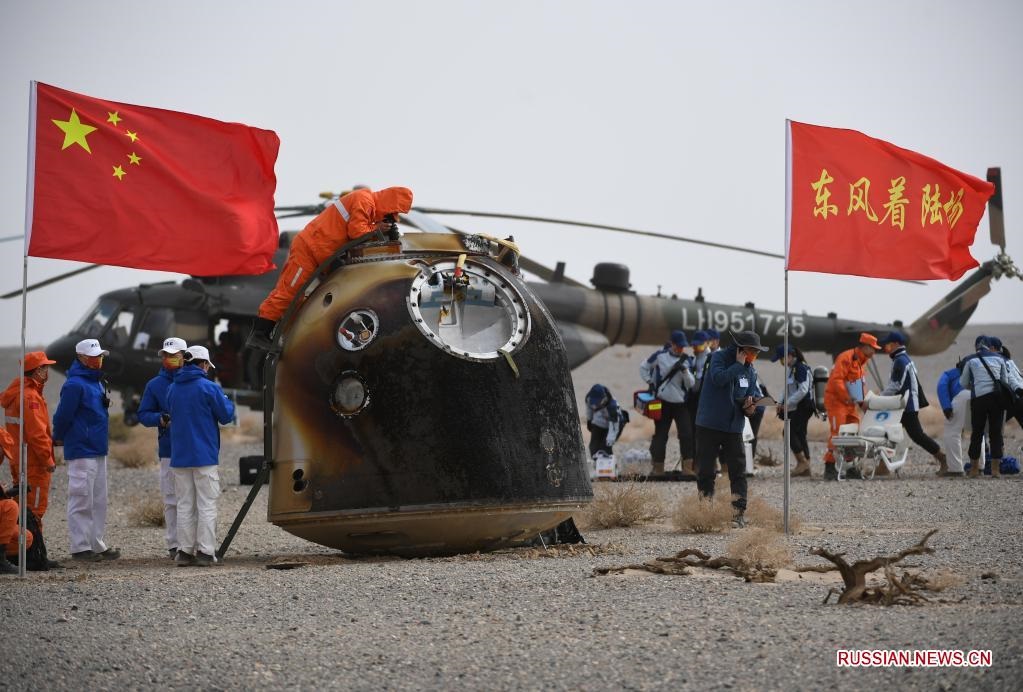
[173,465,220,557]
[67,457,109,554]
[942,389,972,473]
[159,457,178,550]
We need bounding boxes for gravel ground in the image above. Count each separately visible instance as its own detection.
[2,324,1022,690]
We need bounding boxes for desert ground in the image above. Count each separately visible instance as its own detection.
[1,324,1021,690]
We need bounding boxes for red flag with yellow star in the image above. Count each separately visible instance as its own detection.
[27,82,279,275]
[786,120,994,281]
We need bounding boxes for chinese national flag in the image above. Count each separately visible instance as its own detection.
[786,120,995,281]
[27,82,280,275]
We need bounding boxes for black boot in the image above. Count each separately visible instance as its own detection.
[0,552,17,575]
[246,317,278,352]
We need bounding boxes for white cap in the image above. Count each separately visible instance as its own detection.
[185,345,215,368]
[160,337,188,354]
[75,338,109,357]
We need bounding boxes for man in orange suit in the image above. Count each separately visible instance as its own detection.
[822,333,879,481]
[248,186,414,349]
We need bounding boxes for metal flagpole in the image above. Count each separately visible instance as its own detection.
[17,258,28,577]
[17,81,38,578]
[782,119,793,536]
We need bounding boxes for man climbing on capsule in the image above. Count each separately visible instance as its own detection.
[248,186,414,350]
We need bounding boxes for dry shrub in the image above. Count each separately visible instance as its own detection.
[726,528,793,571]
[107,414,132,443]
[756,447,780,467]
[745,496,802,533]
[128,493,165,527]
[756,415,784,441]
[111,438,155,469]
[579,482,664,529]
[922,568,966,592]
[671,491,735,533]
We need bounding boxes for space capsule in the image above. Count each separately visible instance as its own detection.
[265,232,592,556]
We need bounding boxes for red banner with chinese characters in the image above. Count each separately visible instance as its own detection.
[27,82,280,275]
[787,121,994,280]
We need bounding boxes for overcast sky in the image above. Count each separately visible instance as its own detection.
[1,0,1020,348]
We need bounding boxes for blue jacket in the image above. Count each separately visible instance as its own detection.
[936,368,963,411]
[695,346,760,433]
[52,360,109,459]
[166,365,236,468]
[138,368,177,458]
[880,347,923,412]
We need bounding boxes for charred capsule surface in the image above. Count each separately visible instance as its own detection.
[268,233,591,556]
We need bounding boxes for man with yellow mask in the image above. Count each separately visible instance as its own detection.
[138,337,188,558]
[53,339,119,562]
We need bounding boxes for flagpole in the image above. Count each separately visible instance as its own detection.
[17,81,38,578]
[17,258,28,578]
[782,119,793,536]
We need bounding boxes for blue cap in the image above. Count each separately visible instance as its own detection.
[770,344,795,362]
[975,335,990,350]
[691,330,708,346]
[585,384,609,407]
[879,331,906,346]
[705,329,720,341]
[670,330,688,347]
[988,336,1003,350]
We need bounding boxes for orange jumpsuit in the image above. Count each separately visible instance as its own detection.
[1,497,33,557]
[823,348,868,464]
[258,187,414,321]
[0,376,56,523]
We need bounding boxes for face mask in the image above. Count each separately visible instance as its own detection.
[82,355,104,369]
[31,367,49,383]
[693,344,706,353]
[162,354,184,370]
[742,350,758,365]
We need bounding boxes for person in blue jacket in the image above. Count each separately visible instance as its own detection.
[936,359,968,476]
[584,384,627,460]
[137,336,188,558]
[167,345,236,566]
[878,331,946,471]
[772,344,815,477]
[695,330,767,525]
[52,338,120,562]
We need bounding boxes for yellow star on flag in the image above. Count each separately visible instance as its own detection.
[107,111,122,126]
[52,109,97,153]
[127,152,142,165]
[112,165,126,180]
[125,130,139,143]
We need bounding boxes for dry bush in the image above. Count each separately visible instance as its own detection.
[671,491,735,533]
[756,415,784,441]
[128,493,165,527]
[223,411,262,441]
[756,447,780,467]
[745,496,802,533]
[918,406,945,439]
[107,414,132,443]
[726,528,793,571]
[921,568,966,592]
[111,438,155,469]
[578,482,664,529]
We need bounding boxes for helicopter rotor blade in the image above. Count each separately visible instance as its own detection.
[1,263,103,299]
[413,206,926,285]
[987,167,1006,253]
[413,207,786,261]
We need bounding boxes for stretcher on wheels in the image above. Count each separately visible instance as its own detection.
[831,392,909,480]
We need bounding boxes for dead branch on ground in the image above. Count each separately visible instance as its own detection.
[810,529,940,605]
[594,547,778,582]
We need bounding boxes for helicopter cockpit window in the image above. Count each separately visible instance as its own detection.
[106,309,135,348]
[406,259,531,362]
[72,299,119,339]
[136,307,175,350]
